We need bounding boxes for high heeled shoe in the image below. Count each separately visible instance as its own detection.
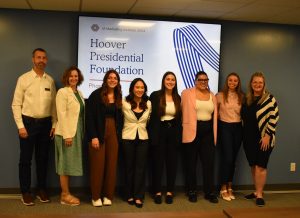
[135,199,143,208]
[220,190,231,201]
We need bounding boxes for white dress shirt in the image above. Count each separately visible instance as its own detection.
[12,69,57,129]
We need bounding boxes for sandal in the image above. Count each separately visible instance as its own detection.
[228,188,235,200]
[220,189,231,201]
[61,194,80,206]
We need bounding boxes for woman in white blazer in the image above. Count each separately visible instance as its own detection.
[122,78,151,208]
[55,66,85,206]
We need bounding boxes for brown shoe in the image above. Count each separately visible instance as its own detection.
[36,190,50,203]
[21,193,35,206]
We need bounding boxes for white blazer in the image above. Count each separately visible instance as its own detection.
[122,99,151,140]
[55,87,85,139]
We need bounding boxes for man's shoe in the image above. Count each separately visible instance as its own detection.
[188,191,197,203]
[21,193,34,206]
[205,194,219,203]
[36,190,50,203]
[245,193,256,200]
[256,198,265,207]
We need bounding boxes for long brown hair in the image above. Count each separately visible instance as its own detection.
[100,70,122,108]
[246,71,269,106]
[158,71,181,118]
[222,72,243,105]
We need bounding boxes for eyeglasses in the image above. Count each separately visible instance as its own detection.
[196,78,209,82]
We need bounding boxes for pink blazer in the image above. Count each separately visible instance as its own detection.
[181,87,218,144]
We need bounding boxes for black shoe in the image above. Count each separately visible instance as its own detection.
[127,198,134,205]
[154,194,162,204]
[188,191,197,203]
[256,198,265,207]
[165,194,173,204]
[204,194,219,204]
[245,193,256,200]
[135,199,143,208]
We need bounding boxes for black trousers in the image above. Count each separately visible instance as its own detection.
[19,116,52,194]
[185,120,215,195]
[219,121,242,184]
[152,120,178,193]
[122,138,149,200]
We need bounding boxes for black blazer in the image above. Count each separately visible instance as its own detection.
[148,90,182,146]
[86,87,123,144]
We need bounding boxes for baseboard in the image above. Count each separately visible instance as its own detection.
[1,184,300,195]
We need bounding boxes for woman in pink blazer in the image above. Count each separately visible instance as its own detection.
[181,71,218,204]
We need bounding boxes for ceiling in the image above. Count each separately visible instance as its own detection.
[1,0,300,26]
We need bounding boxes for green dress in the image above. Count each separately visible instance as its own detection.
[55,92,84,176]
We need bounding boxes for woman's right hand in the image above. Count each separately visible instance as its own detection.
[91,138,100,150]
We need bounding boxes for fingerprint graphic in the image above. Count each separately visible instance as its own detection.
[173,25,220,88]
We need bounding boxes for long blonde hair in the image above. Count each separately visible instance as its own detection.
[246,72,269,106]
[222,72,243,105]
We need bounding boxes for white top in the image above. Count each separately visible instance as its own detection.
[11,69,57,129]
[161,101,176,121]
[122,99,152,140]
[55,87,85,139]
[195,94,214,121]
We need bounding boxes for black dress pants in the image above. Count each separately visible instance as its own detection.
[122,138,149,200]
[152,120,178,193]
[185,120,215,195]
[19,116,52,194]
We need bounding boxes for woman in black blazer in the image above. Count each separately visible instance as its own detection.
[148,71,182,204]
[86,70,123,207]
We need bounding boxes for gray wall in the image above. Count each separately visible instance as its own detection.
[0,9,299,190]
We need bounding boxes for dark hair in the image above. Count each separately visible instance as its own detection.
[61,66,84,86]
[195,71,210,90]
[126,78,149,110]
[100,70,122,108]
[222,72,243,105]
[32,48,46,57]
[195,71,208,80]
[158,71,181,118]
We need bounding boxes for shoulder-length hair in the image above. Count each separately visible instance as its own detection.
[222,72,244,105]
[246,71,269,106]
[100,69,122,108]
[158,71,181,118]
[61,66,84,87]
[125,78,149,110]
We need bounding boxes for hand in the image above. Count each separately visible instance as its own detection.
[50,128,55,139]
[91,138,100,150]
[64,138,73,147]
[19,128,28,138]
[260,134,270,151]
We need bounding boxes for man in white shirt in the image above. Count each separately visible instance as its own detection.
[12,48,57,206]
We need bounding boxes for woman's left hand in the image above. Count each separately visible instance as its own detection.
[64,138,73,147]
[260,134,270,151]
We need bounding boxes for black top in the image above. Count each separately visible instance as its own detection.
[86,87,123,144]
[148,90,182,146]
[105,103,116,117]
[241,97,260,146]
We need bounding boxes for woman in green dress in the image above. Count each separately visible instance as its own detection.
[55,66,85,206]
